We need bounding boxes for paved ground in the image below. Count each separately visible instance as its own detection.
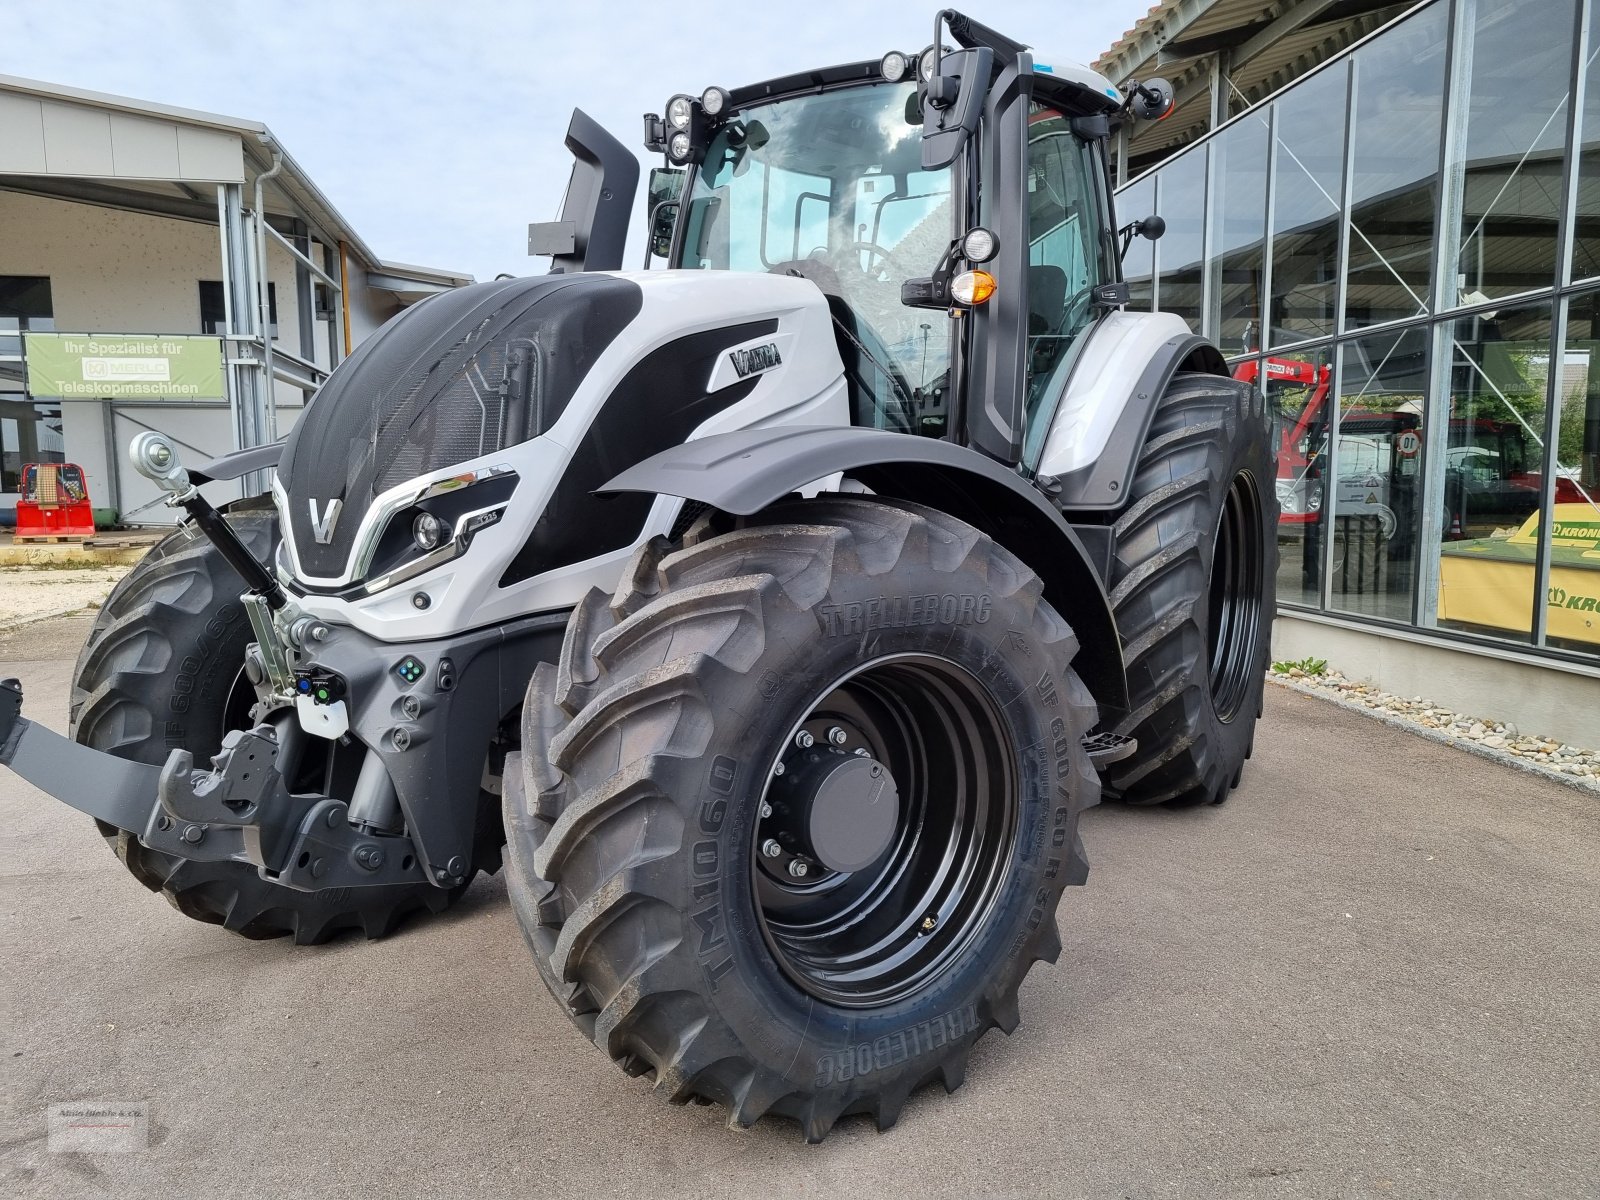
[2,615,1596,1199]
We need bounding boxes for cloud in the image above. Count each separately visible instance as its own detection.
[5,0,1142,280]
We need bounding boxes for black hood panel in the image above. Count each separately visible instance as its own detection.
[279,274,642,579]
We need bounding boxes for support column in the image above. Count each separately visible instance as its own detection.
[217,182,271,494]
[1209,51,1232,130]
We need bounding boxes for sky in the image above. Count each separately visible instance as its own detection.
[3,1,1151,281]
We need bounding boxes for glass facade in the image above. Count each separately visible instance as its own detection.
[1121,0,1600,663]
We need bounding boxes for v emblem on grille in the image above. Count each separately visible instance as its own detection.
[308,498,343,544]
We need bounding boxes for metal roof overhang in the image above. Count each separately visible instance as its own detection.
[1094,0,1424,174]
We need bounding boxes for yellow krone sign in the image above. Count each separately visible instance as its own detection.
[23,332,225,400]
[1439,503,1600,645]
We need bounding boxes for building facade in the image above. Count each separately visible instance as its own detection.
[1,75,468,523]
[1107,0,1600,740]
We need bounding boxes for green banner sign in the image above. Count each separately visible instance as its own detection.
[23,332,226,400]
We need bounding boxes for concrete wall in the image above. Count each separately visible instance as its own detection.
[0,92,243,183]
[1,188,331,516]
[1273,612,1600,747]
[341,259,405,344]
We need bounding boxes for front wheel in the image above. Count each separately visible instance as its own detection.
[504,497,1100,1140]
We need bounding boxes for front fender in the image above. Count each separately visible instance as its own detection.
[602,426,1130,718]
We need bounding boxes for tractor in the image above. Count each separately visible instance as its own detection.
[0,11,1276,1140]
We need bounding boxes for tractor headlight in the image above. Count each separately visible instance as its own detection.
[668,131,693,163]
[700,86,729,118]
[961,227,998,263]
[666,95,694,131]
[880,51,909,82]
[412,511,445,552]
[356,467,519,596]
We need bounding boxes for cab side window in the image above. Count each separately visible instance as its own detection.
[1021,106,1109,460]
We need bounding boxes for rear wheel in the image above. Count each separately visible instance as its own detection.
[1104,374,1277,807]
[71,502,495,944]
[504,497,1099,1139]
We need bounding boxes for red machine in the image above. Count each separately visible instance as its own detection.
[1233,357,1585,537]
[1233,357,1332,527]
[15,463,96,541]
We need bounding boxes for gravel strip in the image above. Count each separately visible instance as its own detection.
[1268,666,1599,794]
[0,566,130,628]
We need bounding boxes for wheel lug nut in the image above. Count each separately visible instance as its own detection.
[920,914,938,932]
[762,839,783,858]
[853,747,872,758]
[795,730,814,749]
[827,726,847,745]
[772,761,786,776]
[787,859,810,878]
[759,802,773,818]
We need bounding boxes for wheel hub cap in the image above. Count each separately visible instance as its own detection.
[769,749,900,874]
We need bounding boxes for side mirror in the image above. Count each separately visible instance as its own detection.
[1128,78,1176,122]
[644,167,685,264]
[650,203,678,260]
[648,166,684,208]
[921,45,994,171]
[1118,214,1166,260]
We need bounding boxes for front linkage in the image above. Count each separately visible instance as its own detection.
[0,679,417,891]
[1,433,559,898]
[1,600,558,893]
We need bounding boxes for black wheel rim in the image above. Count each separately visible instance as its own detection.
[1206,470,1266,723]
[751,653,1018,1009]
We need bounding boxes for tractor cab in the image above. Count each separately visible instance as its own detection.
[645,14,1164,463]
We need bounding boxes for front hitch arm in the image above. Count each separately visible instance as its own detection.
[2,677,167,832]
[0,678,427,892]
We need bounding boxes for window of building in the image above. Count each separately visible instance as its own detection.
[199,280,277,338]
[1,275,64,494]
[1344,2,1448,331]
[1572,0,1600,282]
[1269,64,1348,347]
[1551,291,1600,653]
[1155,145,1207,330]
[1450,0,1576,306]
[1434,301,1556,643]
[1328,325,1430,624]
[1255,346,1336,608]
[1119,175,1156,311]
[1,275,54,370]
[1207,115,1270,354]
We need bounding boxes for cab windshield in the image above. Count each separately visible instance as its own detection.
[680,81,954,433]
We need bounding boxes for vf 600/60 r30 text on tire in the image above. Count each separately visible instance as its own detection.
[1103,374,1277,807]
[503,497,1101,1140]
[70,502,496,945]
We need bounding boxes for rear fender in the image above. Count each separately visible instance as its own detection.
[1035,314,1228,514]
[602,426,1129,717]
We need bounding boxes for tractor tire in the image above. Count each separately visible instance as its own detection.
[1103,373,1277,808]
[504,497,1100,1140]
[70,501,490,945]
